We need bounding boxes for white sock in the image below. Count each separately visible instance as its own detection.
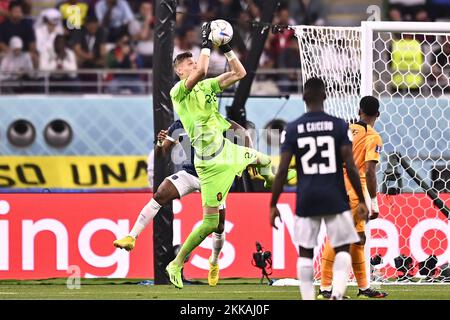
[297,257,315,300]
[210,232,225,265]
[129,198,162,238]
[331,251,351,300]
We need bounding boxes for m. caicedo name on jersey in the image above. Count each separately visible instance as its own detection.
[298,121,334,134]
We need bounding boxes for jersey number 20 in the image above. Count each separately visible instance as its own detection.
[297,136,336,175]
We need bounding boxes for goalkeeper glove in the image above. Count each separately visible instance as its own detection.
[219,43,232,54]
[201,22,212,50]
[220,43,237,61]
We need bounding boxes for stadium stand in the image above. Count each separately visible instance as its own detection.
[0,0,449,95]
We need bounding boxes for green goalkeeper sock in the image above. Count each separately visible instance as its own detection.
[173,213,219,266]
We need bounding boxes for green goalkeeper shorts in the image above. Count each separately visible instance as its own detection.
[194,138,259,207]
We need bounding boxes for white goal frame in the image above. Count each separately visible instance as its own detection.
[360,21,450,95]
[295,20,450,284]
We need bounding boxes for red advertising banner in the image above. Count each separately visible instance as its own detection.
[0,193,448,280]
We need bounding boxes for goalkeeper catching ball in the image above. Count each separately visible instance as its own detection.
[165,21,296,288]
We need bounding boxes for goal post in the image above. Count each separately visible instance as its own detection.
[296,25,362,122]
[360,21,450,96]
[294,21,450,283]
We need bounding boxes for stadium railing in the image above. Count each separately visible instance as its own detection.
[0,68,304,95]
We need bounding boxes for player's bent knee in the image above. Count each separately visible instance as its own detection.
[154,180,179,205]
[153,191,167,205]
[202,213,220,234]
[204,221,219,234]
[153,189,175,206]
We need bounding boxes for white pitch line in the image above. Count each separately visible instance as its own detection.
[5,290,297,297]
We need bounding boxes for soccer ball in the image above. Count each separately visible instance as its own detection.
[210,19,233,46]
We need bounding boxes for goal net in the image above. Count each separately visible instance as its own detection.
[294,22,450,283]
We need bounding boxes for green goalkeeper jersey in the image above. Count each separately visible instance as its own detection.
[170,77,231,157]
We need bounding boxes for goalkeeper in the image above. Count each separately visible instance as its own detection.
[165,22,296,288]
[318,96,388,299]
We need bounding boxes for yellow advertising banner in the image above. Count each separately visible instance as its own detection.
[0,156,149,189]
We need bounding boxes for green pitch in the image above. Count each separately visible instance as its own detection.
[0,278,449,300]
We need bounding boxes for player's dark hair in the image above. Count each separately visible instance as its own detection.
[360,96,380,116]
[173,51,193,67]
[303,77,326,104]
[277,4,289,12]
[85,14,99,24]
[9,0,23,11]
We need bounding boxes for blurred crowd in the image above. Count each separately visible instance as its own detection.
[0,0,155,93]
[0,0,450,94]
[0,0,327,94]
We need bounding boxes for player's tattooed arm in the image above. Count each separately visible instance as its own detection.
[341,144,369,220]
[155,129,175,158]
[270,151,293,230]
[365,160,379,219]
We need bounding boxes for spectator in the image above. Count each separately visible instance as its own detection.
[95,0,134,42]
[0,0,10,23]
[73,14,106,68]
[216,0,242,22]
[199,0,219,22]
[269,7,297,63]
[287,0,326,25]
[0,1,38,66]
[231,10,251,59]
[1,0,32,20]
[428,0,450,21]
[127,0,145,14]
[0,36,34,92]
[19,0,30,18]
[430,36,450,90]
[105,33,144,94]
[173,27,200,61]
[242,0,261,20]
[268,6,299,91]
[31,0,58,19]
[85,0,99,7]
[58,0,90,31]
[179,0,218,29]
[391,34,424,93]
[129,1,153,68]
[40,34,79,93]
[35,8,64,57]
[388,0,428,21]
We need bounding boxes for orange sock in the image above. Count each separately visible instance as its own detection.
[350,243,369,290]
[320,241,335,291]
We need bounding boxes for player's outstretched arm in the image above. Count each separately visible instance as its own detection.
[216,44,247,90]
[185,22,213,90]
[365,160,379,219]
[154,129,175,158]
[270,151,293,229]
[341,144,368,220]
